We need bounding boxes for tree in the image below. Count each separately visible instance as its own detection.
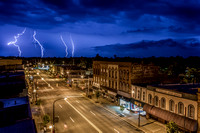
[35,99,42,105]
[184,67,200,84]
[120,105,125,113]
[95,91,100,102]
[43,114,50,125]
[166,121,179,133]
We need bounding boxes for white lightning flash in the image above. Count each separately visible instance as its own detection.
[60,35,68,57]
[33,31,44,58]
[7,28,26,57]
[70,34,75,57]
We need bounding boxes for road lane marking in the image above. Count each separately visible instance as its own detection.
[38,75,54,89]
[76,100,79,103]
[114,128,120,133]
[65,99,102,133]
[59,104,62,108]
[70,117,75,123]
[90,111,96,116]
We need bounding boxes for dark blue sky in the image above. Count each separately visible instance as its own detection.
[0,0,200,57]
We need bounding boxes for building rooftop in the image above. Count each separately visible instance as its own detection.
[151,84,200,95]
[0,71,26,99]
[0,96,28,108]
[0,119,36,133]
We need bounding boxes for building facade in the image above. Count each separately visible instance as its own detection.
[131,84,198,132]
[93,60,199,132]
[93,61,132,102]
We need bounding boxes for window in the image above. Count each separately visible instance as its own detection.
[148,94,152,104]
[142,92,145,101]
[137,90,140,99]
[135,87,137,98]
[169,100,175,112]
[112,81,114,88]
[123,70,126,79]
[127,84,129,92]
[188,104,195,119]
[115,82,117,89]
[123,83,125,90]
[178,102,184,115]
[161,98,166,109]
[154,96,159,107]
[127,71,129,80]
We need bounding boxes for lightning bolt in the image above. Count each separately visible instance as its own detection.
[7,28,26,57]
[70,34,75,57]
[60,35,68,57]
[33,31,44,58]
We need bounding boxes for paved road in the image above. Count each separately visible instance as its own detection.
[30,70,143,133]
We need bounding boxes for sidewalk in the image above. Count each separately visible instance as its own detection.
[88,95,166,133]
[31,104,45,133]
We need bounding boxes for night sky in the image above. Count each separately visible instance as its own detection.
[0,0,200,57]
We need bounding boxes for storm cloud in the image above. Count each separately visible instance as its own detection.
[93,38,200,57]
[0,0,200,57]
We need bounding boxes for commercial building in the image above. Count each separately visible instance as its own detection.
[93,60,199,132]
[0,59,36,133]
[93,61,132,102]
[93,61,161,102]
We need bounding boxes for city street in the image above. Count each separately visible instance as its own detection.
[30,70,143,133]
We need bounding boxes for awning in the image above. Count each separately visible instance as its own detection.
[130,98,146,107]
[117,90,131,98]
[143,104,197,132]
[108,91,117,96]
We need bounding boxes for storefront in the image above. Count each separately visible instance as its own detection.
[107,90,117,102]
[119,98,146,115]
[130,99,146,115]
[119,98,131,110]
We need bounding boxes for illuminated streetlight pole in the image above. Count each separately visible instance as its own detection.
[53,97,67,133]
[87,76,89,96]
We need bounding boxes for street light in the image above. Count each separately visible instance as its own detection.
[87,76,89,96]
[53,97,67,133]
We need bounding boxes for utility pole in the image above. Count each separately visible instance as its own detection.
[88,76,89,96]
[138,107,140,127]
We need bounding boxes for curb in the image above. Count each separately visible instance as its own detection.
[82,94,148,133]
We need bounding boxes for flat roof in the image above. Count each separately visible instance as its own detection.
[151,84,200,95]
[0,96,28,108]
[0,119,36,133]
